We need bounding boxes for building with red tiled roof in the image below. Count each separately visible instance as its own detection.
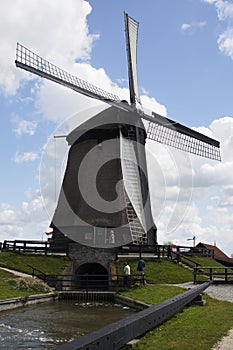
[196,242,233,266]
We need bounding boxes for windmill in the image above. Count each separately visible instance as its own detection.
[15,13,221,249]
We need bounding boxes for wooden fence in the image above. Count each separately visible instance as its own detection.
[194,266,233,284]
[2,240,69,255]
[27,265,145,291]
[118,244,215,259]
[2,240,215,260]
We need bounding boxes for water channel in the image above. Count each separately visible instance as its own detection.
[0,300,135,349]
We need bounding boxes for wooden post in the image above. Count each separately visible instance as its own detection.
[194,267,197,284]
[225,268,228,282]
[210,268,213,281]
[157,246,161,259]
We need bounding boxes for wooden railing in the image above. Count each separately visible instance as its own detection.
[2,240,69,255]
[2,240,215,260]
[27,265,145,291]
[117,244,212,259]
[181,255,202,268]
[194,266,233,284]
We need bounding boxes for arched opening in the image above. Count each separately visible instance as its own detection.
[76,263,108,290]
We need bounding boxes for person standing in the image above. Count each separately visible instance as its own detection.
[137,257,145,284]
[123,262,131,287]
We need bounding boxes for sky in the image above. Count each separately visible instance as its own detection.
[0,0,233,254]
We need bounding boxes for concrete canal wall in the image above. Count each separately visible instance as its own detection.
[0,292,56,312]
[0,291,149,313]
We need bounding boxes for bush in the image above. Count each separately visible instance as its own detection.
[7,277,51,294]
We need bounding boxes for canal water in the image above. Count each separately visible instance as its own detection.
[0,300,134,349]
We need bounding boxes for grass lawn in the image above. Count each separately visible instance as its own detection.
[0,251,70,275]
[118,258,194,284]
[122,285,233,350]
[121,284,185,304]
[0,269,51,299]
[0,251,71,299]
[182,256,225,269]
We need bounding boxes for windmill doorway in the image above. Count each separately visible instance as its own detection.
[76,263,108,290]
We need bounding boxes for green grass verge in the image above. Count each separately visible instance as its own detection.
[118,258,193,284]
[0,269,51,299]
[0,251,70,300]
[121,284,185,304]
[182,256,225,268]
[122,285,233,350]
[0,251,70,275]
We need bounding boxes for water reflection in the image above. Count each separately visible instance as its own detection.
[0,300,134,349]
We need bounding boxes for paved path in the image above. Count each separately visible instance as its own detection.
[175,282,233,303]
[0,267,33,278]
[174,282,233,349]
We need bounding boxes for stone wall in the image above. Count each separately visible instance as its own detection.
[68,243,117,276]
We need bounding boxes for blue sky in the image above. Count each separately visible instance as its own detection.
[0,0,233,254]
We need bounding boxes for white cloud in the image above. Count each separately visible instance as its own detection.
[202,0,233,18]
[34,64,125,123]
[203,0,233,59]
[181,24,191,31]
[12,117,38,136]
[207,0,233,21]
[218,28,233,58]
[0,0,166,126]
[147,116,233,255]
[181,21,207,32]
[141,95,167,117]
[0,0,97,95]
[0,190,51,242]
[14,151,39,163]
[0,0,165,125]
[0,208,16,224]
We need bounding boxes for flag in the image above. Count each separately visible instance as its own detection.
[45,231,53,236]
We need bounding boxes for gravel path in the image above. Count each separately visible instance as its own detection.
[174,282,233,349]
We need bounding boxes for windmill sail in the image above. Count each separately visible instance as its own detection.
[147,112,221,161]
[15,42,221,162]
[124,12,141,106]
[15,43,120,104]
